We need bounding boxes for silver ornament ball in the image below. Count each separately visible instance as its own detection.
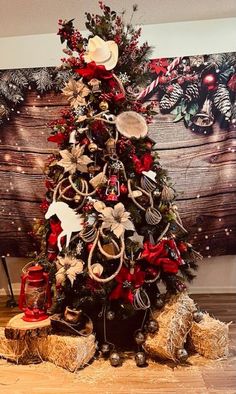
[135,352,147,367]
[109,352,122,367]
[176,348,188,363]
[193,310,204,323]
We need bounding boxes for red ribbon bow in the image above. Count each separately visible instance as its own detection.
[75,61,113,80]
[141,239,183,274]
[109,266,145,303]
[47,220,64,261]
[48,132,68,145]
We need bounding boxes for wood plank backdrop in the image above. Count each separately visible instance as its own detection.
[0,87,235,257]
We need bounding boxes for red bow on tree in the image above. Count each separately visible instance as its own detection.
[109,266,145,303]
[132,153,153,174]
[75,61,113,80]
[141,239,184,274]
[48,132,68,145]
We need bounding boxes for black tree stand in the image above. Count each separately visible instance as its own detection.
[1,256,18,307]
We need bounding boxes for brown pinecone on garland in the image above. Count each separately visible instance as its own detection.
[0,97,10,120]
[185,83,199,102]
[213,84,232,121]
[159,83,183,111]
[231,101,236,126]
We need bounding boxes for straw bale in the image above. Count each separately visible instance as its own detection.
[36,333,97,372]
[1,327,96,371]
[188,313,230,359]
[144,292,195,361]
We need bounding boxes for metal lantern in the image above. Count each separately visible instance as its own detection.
[19,265,52,322]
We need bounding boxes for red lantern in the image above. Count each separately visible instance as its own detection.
[105,175,120,202]
[19,265,52,322]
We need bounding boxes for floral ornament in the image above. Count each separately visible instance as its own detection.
[62,78,90,108]
[149,58,168,75]
[57,144,93,174]
[56,255,84,286]
[98,202,134,238]
[141,239,184,274]
[109,266,145,303]
[132,153,153,174]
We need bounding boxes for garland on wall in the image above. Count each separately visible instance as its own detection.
[139,52,236,134]
[0,67,73,124]
[1,54,235,135]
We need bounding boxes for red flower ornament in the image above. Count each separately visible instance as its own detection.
[109,266,145,303]
[141,239,184,274]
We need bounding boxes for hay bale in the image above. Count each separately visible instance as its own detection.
[0,328,41,364]
[36,333,97,372]
[144,292,195,361]
[188,313,230,359]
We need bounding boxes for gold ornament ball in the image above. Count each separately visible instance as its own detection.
[99,100,109,111]
[88,142,98,152]
[74,194,81,203]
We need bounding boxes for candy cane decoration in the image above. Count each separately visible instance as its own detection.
[137,57,182,100]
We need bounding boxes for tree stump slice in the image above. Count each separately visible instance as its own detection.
[4,313,51,340]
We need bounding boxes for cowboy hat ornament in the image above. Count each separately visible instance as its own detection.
[84,35,118,71]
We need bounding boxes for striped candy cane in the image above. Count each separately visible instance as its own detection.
[137,57,182,100]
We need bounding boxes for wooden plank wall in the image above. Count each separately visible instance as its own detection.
[0,89,235,257]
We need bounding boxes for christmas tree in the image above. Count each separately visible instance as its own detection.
[34,2,202,365]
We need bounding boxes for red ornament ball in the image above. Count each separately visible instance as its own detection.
[178,241,188,253]
[120,183,128,194]
[145,141,153,150]
[202,73,217,90]
[159,76,168,84]
[87,243,94,252]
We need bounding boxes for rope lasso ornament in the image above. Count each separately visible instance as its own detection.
[87,229,125,283]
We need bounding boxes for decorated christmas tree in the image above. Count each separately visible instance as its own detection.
[33,2,205,366]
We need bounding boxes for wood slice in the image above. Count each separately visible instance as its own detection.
[5,313,51,340]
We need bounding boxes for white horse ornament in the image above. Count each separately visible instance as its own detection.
[45,201,84,251]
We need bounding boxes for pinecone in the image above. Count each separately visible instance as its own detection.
[185,83,199,102]
[208,53,236,69]
[159,83,183,111]
[231,101,236,125]
[0,96,10,119]
[213,84,232,121]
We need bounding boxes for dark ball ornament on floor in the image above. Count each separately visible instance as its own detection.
[146,319,159,334]
[193,310,204,323]
[135,351,147,367]
[101,343,111,357]
[176,348,188,363]
[109,352,122,367]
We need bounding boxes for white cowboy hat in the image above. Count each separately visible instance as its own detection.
[84,35,118,71]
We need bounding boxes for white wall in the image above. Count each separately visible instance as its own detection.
[0,18,236,69]
[1,255,236,296]
[0,18,235,295]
